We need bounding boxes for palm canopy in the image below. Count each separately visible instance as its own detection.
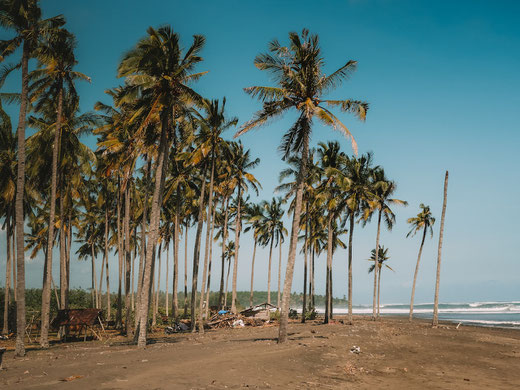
[236,28,368,158]
[368,246,393,273]
[258,197,287,247]
[362,168,408,229]
[407,203,435,238]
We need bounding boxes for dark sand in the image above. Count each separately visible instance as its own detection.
[1,316,519,389]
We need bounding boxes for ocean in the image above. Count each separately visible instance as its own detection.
[314,301,520,329]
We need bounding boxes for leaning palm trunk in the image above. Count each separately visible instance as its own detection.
[372,210,382,320]
[40,86,63,347]
[432,171,448,327]
[347,212,355,324]
[14,42,29,357]
[218,197,230,308]
[190,164,208,330]
[230,188,242,314]
[199,156,216,329]
[278,134,309,343]
[409,227,427,321]
[2,211,12,335]
[249,239,257,308]
[324,213,333,324]
[136,119,169,348]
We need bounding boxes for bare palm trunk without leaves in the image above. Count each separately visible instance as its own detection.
[136,118,169,348]
[267,240,274,305]
[409,226,427,321]
[324,213,333,324]
[104,208,111,321]
[199,156,216,330]
[347,212,355,325]
[301,205,308,323]
[124,184,132,336]
[2,211,11,335]
[277,242,282,309]
[172,196,180,319]
[190,164,208,330]
[377,265,382,318]
[278,133,308,343]
[40,86,63,347]
[230,188,242,314]
[218,197,230,309]
[183,224,188,316]
[372,210,382,320]
[249,240,257,308]
[14,43,29,356]
[432,171,448,327]
[205,204,217,318]
[165,240,169,318]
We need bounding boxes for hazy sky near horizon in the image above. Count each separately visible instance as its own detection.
[1,0,519,305]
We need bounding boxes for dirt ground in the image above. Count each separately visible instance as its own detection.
[1,316,519,389]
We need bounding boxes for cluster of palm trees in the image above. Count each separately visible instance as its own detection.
[0,0,450,357]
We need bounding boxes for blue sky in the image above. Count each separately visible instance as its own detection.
[1,0,519,304]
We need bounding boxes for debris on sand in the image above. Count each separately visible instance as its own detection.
[350,346,361,354]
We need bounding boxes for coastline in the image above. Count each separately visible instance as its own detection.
[1,315,519,389]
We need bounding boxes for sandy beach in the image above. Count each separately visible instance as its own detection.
[1,316,519,389]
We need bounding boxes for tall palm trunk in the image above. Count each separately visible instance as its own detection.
[59,187,67,316]
[165,238,169,317]
[90,244,98,308]
[136,115,169,348]
[183,223,189,316]
[199,155,216,329]
[2,210,11,335]
[205,204,217,318]
[324,213,333,324]
[432,171,448,327]
[311,250,315,309]
[267,239,274,305]
[377,265,382,318]
[40,85,63,347]
[135,159,150,325]
[172,195,180,319]
[278,132,309,343]
[249,239,257,308]
[152,243,161,327]
[218,197,230,308]
[230,187,242,314]
[124,184,132,335]
[301,204,308,323]
[104,207,111,321]
[132,227,137,310]
[277,241,282,309]
[224,257,231,307]
[372,210,382,320]
[116,184,123,328]
[347,212,355,324]
[14,42,29,356]
[409,226,427,321]
[190,164,207,331]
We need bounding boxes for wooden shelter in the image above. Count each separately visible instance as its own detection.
[51,309,105,341]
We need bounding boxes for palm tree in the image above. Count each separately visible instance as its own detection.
[226,142,260,313]
[237,29,368,342]
[363,168,407,320]
[368,246,393,316]
[30,27,90,348]
[342,153,374,324]
[0,0,65,357]
[407,203,435,321]
[433,171,448,327]
[244,202,264,307]
[118,25,206,347]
